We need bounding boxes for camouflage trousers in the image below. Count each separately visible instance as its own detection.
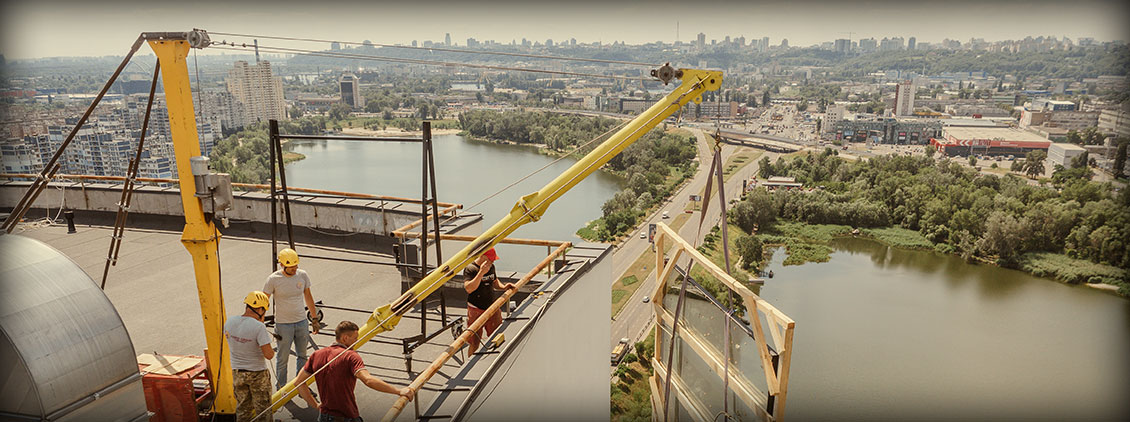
[233,369,272,422]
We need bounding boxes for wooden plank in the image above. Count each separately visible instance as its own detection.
[773,323,796,422]
[648,374,664,422]
[137,353,201,375]
[745,298,780,395]
[765,310,785,353]
[657,222,758,303]
[654,248,685,302]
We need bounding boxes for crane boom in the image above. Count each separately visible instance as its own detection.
[147,32,238,414]
[269,67,722,410]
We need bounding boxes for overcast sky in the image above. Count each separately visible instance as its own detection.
[2,0,1127,60]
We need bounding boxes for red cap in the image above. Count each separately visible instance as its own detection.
[483,248,499,261]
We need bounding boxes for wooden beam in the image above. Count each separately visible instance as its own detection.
[773,322,796,422]
[745,297,780,395]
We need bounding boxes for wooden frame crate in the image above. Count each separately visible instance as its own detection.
[649,222,795,422]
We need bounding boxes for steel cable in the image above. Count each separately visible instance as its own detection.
[206,31,659,67]
[209,43,652,82]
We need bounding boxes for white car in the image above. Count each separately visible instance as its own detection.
[640,231,647,239]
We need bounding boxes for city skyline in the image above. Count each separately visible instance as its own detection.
[2,0,1128,60]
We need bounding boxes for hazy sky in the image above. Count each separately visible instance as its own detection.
[2,0,1127,60]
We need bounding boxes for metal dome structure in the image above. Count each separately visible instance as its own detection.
[0,234,148,421]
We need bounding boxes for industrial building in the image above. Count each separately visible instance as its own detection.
[931,126,1051,157]
[830,117,942,144]
[1048,143,1087,166]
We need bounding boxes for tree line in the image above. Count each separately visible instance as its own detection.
[458,109,621,151]
[208,117,329,184]
[730,148,1129,281]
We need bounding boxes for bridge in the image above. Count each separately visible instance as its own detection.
[715,129,804,153]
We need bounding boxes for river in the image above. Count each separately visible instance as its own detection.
[755,237,1130,420]
[282,133,625,267]
[285,134,1130,420]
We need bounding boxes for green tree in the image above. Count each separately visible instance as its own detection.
[978,211,1025,266]
[1066,130,1082,145]
[1011,159,1025,172]
[968,155,977,167]
[328,103,351,120]
[730,188,777,233]
[762,91,771,107]
[1113,138,1128,178]
[735,234,764,270]
[1025,150,1047,178]
[925,145,936,159]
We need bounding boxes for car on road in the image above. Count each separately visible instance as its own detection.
[662,211,669,219]
[640,231,647,239]
[643,296,650,303]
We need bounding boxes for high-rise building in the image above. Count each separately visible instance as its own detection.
[340,73,363,109]
[445,33,452,46]
[834,39,851,54]
[823,104,847,134]
[907,37,917,50]
[880,37,904,51]
[760,37,769,52]
[894,80,915,116]
[226,60,286,126]
[859,38,878,52]
[466,38,479,48]
[780,38,789,48]
[697,32,706,50]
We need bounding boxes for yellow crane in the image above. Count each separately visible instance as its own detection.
[148,31,237,414]
[267,64,722,410]
[95,29,721,416]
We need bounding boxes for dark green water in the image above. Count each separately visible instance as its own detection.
[283,134,624,267]
[759,237,1130,420]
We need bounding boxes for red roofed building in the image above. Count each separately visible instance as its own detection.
[931,127,1051,157]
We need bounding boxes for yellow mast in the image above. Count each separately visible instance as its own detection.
[269,66,722,410]
[149,33,236,415]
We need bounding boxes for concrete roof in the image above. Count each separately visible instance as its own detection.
[17,223,470,421]
[943,126,1051,142]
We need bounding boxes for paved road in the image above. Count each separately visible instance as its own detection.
[609,127,777,351]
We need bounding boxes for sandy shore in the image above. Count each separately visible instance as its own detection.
[1085,283,1121,292]
[340,127,461,137]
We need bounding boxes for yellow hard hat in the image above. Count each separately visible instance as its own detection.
[278,248,299,267]
[244,291,269,311]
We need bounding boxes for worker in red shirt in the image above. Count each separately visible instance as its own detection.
[462,247,515,356]
[295,321,413,421]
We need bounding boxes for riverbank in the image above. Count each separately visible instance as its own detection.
[341,127,462,137]
[760,221,1129,297]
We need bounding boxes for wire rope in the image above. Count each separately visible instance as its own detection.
[209,43,652,82]
[206,31,658,67]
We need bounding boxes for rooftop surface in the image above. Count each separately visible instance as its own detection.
[943,126,1051,142]
[18,222,479,421]
[17,216,612,421]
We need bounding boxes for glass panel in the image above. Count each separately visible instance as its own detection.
[674,331,723,418]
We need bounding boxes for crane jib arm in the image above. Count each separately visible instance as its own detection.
[269,67,722,410]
